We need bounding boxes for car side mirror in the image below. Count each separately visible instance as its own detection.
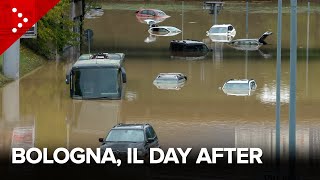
[147,138,154,143]
[206,31,209,36]
[98,138,104,142]
[121,67,127,83]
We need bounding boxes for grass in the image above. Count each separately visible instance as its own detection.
[0,46,47,88]
[101,2,320,14]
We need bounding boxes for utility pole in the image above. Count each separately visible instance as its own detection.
[182,1,184,40]
[289,0,297,177]
[276,0,282,167]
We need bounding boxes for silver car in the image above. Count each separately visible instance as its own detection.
[221,79,257,96]
[153,73,187,90]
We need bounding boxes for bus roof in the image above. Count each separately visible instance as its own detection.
[72,59,122,69]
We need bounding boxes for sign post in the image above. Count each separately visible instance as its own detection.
[3,23,37,79]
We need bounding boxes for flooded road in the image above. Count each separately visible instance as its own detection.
[0,1,320,164]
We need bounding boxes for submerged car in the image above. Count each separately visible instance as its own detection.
[99,123,160,161]
[206,24,236,38]
[221,79,257,96]
[136,9,170,24]
[153,73,187,90]
[65,53,127,100]
[227,31,273,51]
[169,39,210,60]
[135,8,170,19]
[148,25,181,37]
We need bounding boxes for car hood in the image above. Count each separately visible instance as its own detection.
[100,142,145,152]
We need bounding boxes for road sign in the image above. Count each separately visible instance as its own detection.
[84,29,93,41]
[21,23,37,38]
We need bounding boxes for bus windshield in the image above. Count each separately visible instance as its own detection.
[71,67,121,99]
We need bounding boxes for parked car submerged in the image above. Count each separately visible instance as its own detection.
[99,123,160,162]
[206,24,236,38]
[135,8,170,19]
[169,39,210,60]
[227,31,273,51]
[153,73,187,90]
[148,25,181,36]
[221,79,257,96]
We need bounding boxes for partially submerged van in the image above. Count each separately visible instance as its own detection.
[66,53,127,100]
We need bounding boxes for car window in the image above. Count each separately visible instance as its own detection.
[250,81,256,89]
[149,127,156,138]
[146,127,156,139]
[147,10,156,16]
[140,10,148,15]
[210,27,227,33]
[170,43,184,51]
[224,83,249,90]
[156,10,166,16]
[228,26,233,31]
[146,128,152,139]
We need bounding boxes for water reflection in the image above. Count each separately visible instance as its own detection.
[258,82,290,105]
[2,80,19,123]
[66,100,123,149]
[85,8,104,19]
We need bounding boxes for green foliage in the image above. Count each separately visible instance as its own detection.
[23,0,79,59]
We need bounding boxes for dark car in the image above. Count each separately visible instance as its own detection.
[99,123,160,162]
[169,39,211,60]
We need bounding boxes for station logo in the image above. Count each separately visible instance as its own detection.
[0,0,60,55]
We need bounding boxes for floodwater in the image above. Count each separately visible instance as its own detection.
[0,1,320,165]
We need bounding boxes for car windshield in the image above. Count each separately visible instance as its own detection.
[156,76,178,81]
[106,129,145,142]
[150,27,170,35]
[71,67,121,99]
[223,83,249,90]
[167,27,180,33]
[78,54,91,60]
[156,10,166,16]
[210,27,228,33]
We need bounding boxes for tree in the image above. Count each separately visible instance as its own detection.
[23,0,79,60]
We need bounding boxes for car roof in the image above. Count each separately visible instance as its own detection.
[156,73,185,77]
[151,26,179,30]
[226,79,255,83]
[112,123,150,129]
[211,24,233,28]
[139,8,162,12]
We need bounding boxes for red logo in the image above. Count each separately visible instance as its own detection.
[0,0,60,55]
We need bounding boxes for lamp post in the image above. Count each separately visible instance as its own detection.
[289,0,297,177]
[276,0,282,167]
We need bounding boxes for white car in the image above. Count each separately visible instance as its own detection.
[148,25,181,37]
[221,79,257,96]
[206,24,236,38]
[153,73,187,90]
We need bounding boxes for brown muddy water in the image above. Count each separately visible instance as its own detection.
[0,1,319,164]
